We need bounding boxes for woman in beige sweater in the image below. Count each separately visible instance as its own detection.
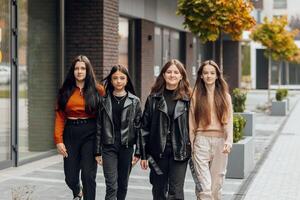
[189,60,233,200]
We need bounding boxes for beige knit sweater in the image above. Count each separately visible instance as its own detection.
[189,91,233,147]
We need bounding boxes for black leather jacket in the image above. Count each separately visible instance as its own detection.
[94,92,142,156]
[140,93,191,161]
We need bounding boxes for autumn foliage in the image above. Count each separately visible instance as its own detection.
[177,0,256,42]
[250,16,299,63]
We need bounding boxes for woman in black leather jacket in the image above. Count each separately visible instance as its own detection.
[140,59,191,200]
[94,65,142,200]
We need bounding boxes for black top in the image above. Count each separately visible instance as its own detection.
[111,93,127,143]
[163,88,177,144]
[163,88,177,119]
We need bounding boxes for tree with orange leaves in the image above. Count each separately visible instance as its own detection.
[177,0,256,70]
[250,16,299,100]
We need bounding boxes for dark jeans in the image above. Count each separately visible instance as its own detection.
[150,144,188,200]
[63,119,97,200]
[102,142,134,200]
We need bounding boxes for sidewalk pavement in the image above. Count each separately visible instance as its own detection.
[241,93,300,200]
[0,90,299,200]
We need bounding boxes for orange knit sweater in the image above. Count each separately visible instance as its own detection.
[54,85,105,144]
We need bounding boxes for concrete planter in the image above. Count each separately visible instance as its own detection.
[234,112,255,137]
[271,100,287,116]
[226,136,254,179]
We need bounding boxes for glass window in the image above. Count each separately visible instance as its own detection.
[192,37,198,82]
[154,27,162,76]
[154,27,182,75]
[271,62,280,85]
[162,29,170,65]
[170,31,180,60]
[289,63,300,84]
[273,0,287,9]
[118,17,129,67]
[0,0,11,163]
[18,0,60,161]
[192,37,205,82]
[257,10,261,24]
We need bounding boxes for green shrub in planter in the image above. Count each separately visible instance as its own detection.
[282,89,288,98]
[275,89,288,101]
[232,88,247,112]
[233,114,246,143]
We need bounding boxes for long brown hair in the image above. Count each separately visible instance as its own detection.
[151,59,191,99]
[193,60,230,128]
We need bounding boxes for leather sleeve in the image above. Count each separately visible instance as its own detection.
[133,99,142,157]
[140,96,152,160]
[94,97,103,156]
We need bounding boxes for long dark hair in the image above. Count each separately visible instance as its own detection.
[102,65,136,95]
[193,60,230,128]
[57,55,99,114]
[151,59,191,99]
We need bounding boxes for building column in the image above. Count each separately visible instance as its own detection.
[65,0,119,79]
[28,0,60,151]
[181,32,194,86]
[223,41,241,90]
[215,40,241,90]
[136,19,155,105]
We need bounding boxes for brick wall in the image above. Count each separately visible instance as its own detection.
[136,19,155,105]
[65,0,119,79]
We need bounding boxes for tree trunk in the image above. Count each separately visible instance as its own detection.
[286,61,289,85]
[278,60,282,88]
[268,54,271,102]
[220,32,223,72]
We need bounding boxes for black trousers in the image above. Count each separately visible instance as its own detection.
[102,142,134,200]
[150,144,188,200]
[63,119,97,200]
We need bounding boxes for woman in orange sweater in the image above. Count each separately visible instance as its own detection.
[54,55,104,200]
[189,60,233,200]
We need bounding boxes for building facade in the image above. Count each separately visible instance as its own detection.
[0,0,241,169]
[250,0,300,89]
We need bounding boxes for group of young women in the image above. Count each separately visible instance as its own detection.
[54,55,233,200]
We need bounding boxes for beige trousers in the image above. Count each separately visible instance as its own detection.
[193,135,228,200]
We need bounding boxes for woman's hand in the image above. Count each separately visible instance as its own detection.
[132,156,140,166]
[56,143,68,158]
[95,156,103,165]
[140,160,148,170]
[222,143,232,154]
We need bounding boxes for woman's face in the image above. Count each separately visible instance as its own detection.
[201,64,217,86]
[111,70,127,92]
[74,61,87,83]
[163,64,182,89]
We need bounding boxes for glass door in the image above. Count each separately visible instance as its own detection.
[0,0,12,169]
